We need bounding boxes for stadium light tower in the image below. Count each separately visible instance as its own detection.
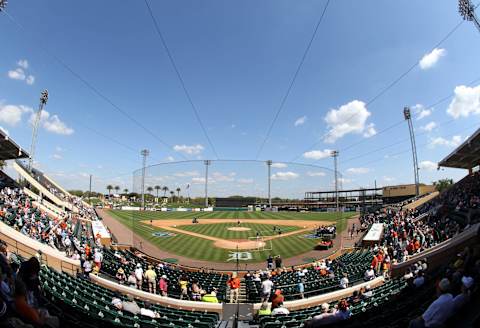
[29,90,48,171]
[403,107,420,196]
[266,160,272,208]
[140,149,149,210]
[459,0,480,32]
[204,160,211,207]
[331,150,339,212]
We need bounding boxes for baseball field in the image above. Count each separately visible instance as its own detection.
[107,210,356,263]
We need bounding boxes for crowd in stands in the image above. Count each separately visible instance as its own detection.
[315,225,336,237]
[0,187,96,262]
[360,172,480,266]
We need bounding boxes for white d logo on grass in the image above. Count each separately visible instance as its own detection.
[227,251,253,261]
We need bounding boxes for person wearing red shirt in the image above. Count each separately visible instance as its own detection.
[227,273,241,303]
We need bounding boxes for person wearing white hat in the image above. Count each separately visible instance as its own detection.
[453,276,474,310]
[135,263,144,290]
[159,275,168,296]
[410,278,454,328]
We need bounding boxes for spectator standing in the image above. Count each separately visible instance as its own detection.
[158,275,168,297]
[116,268,126,284]
[261,277,274,302]
[134,264,144,290]
[179,275,189,300]
[227,273,241,303]
[144,265,157,294]
[339,273,349,289]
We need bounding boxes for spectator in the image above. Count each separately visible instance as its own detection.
[127,272,137,289]
[158,275,168,297]
[306,299,351,327]
[191,279,202,301]
[115,268,126,284]
[271,289,284,310]
[144,265,157,294]
[257,302,271,316]
[179,275,188,300]
[413,271,425,288]
[452,276,474,310]
[93,249,103,270]
[261,277,274,302]
[227,273,241,303]
[297,278,305,299]
[409,278,454,328]
[134,264,143,290]
[271,302,289,316]
[364,266,375,281]
[339,273,349,289]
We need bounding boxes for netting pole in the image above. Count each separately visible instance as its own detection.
[141,149,149,210]
[267,160,272,208]
[204,160,211,207]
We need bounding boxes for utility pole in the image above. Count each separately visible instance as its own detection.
[29,90,48,170]
[459,0,480,33]
[266,160,272,208]
[204,160,211,208]
[404,107,420,196]
[331,150,339,212]
[140,149,149,210]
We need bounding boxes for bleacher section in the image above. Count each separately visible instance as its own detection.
[246,250,373,302]
[101,249,229,301]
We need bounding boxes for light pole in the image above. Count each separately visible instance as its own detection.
[459,0,480,32]
[140,149,149,210]
[29,90,48,170]
[331,150,339,212]
[404,107,420,196]
[204,160,211,208]
[266,160,272,208]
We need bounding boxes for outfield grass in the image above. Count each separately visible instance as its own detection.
[176,222,300,239]
[107,210,356,263]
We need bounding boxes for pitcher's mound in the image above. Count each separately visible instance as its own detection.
[214,239,265,250]
[227,227,251,231]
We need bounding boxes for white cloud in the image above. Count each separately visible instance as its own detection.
[346,167,370,175]
[429,135,462,148]
[166,156,175,162]
[271,162,287,168]
[294,115,307,127]
[0,103,32,126]
[212,172,236,182]
[363,123,377,138]
[7,60,35,85]
[43,114,74,135]
[8,68,26,81]
[26,75,35,85]
[419,160,437,171]
[324,100,374,143]
[173,144,204,155]
[237,178,254,184]
[419,48,446,70]
[174,171,199,177]
[52,153,63,160]
[17,59,29,69]
[191,177,206,184]
[383,176,395,183]
[271,171,299,181]
[306,171,326,177]
[421,121,437,132]
[303,149,332,160]
[413,104,433,120]
[446,85,480,119]
[338,177,352,184]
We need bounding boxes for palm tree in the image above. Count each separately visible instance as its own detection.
[146,186,154,195]
[176,187,181,199]
[162,186,169,197]
[106,185,113,197]
[114,185,120,195]
[154,185,161,199]
[169,190,175,202]
[123,188,128,194]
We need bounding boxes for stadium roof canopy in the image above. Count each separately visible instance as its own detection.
[0,129,29,161]
[438,127,480,170]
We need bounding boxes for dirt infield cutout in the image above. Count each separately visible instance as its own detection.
[140,218,329,250]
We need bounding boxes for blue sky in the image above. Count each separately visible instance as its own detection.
[1,0,480,197]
